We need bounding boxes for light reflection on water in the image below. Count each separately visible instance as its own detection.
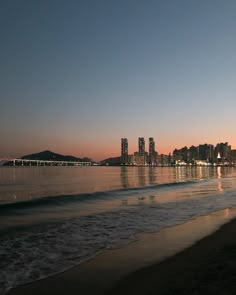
[0,166,234,204]
[0,166,236,232]
[1,166,236,294]
[217,166,223,192]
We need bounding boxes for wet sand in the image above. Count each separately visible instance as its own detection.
[7,208,236,295]
[109,215,236,295]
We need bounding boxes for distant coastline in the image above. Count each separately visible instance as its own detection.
[2,150,93,166]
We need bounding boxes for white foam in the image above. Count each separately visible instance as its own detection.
[1,184,236,294]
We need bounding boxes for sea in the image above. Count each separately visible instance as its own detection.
[1,165,236,294]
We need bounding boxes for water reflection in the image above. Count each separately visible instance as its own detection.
[224,208,230,217]
[1,166,236,205]
[149,167,156,184]
[120,167,129,189]
[174,166,222,182]
[120,167,156,188]
[138,167,146,187]
[175,166,187,181]
[217,166,223,192]
[119,166,234,193]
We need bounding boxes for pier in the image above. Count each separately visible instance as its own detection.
[0,158,91,166]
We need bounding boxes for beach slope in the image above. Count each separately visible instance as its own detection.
[7,210,236,295]
[109,217,236,295]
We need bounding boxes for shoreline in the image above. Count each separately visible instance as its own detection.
[7,208,236,295]
[109,212,236,294]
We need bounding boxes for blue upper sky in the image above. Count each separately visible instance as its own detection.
[1,0,236,160]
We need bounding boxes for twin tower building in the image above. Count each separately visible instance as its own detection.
[121,137,157,166]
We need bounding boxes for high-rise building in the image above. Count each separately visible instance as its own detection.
[215,142,231,160]
[138,137,145,156]
[137,137,146,166]
[149,137,155,165]
[121,138,128,164]
[188,145,199,162]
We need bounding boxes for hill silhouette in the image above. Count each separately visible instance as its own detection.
[21,150,91,162]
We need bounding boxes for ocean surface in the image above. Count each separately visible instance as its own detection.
[1,166,236,294]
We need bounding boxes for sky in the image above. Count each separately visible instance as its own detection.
[1,0,236,160]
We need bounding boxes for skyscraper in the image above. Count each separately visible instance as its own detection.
[138,137,145,156]
[149,137,155,165]
[215,142,231,160]
[136,137,146,166]
[121,138,128,164]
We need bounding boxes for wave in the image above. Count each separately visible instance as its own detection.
[0,180,201,213]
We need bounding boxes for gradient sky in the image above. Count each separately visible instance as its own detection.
[1,0,236,160]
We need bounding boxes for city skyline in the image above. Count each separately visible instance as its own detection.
[1,1,236,161]
[1,136,234,162]
[103,137,234,165]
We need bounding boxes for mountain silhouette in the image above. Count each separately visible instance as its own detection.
[21,150,91,162]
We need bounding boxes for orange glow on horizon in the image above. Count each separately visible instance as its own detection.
[4,138,236,162]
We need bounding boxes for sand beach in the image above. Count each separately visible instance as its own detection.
[7,208,236,295]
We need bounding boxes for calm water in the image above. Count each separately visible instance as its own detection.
[1,166,236,294]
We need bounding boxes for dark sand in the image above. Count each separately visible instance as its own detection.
[7,209,236,295]
[109,216,236,295]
